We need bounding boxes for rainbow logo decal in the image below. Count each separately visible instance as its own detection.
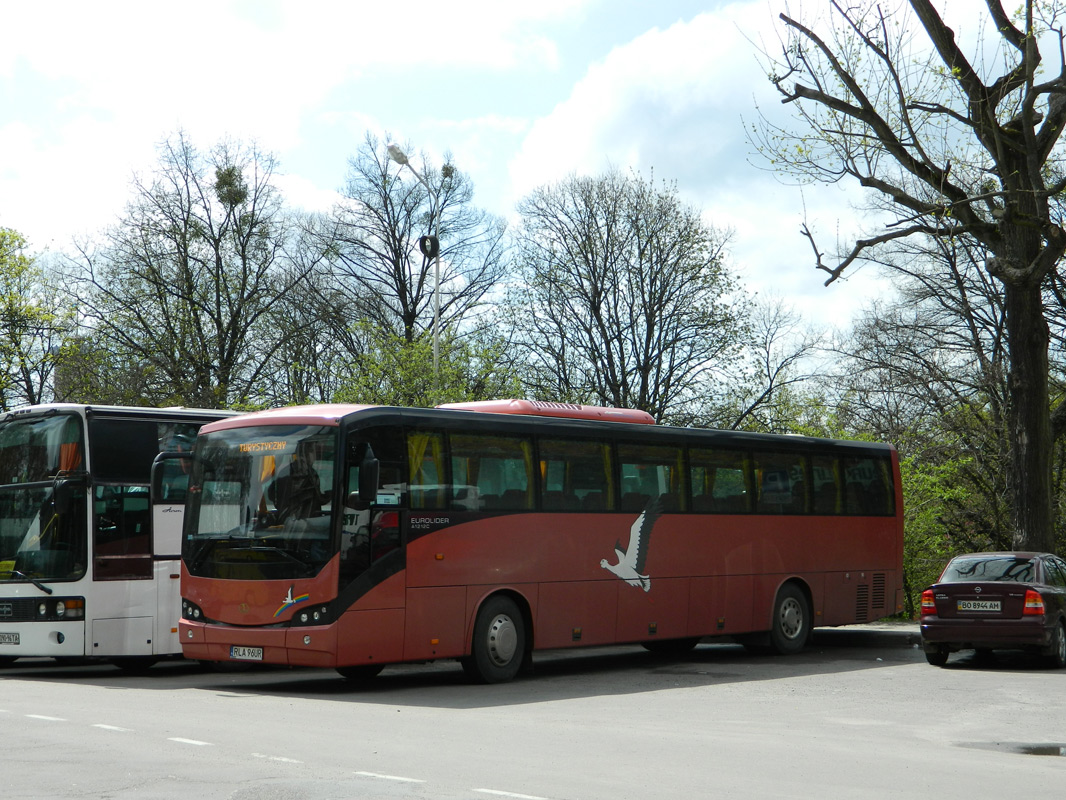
[274,586,310,618]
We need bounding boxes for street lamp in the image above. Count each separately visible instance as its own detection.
[387,143,441,392]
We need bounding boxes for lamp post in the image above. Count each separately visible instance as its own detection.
[386,143,440,393]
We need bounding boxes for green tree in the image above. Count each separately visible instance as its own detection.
[334,322,521,407]
[0,228,72,409]
[754,0,1066,551]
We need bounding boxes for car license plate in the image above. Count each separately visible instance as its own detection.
[0,632,18,646]
[958,600,1001,612]
[229,645,263,661]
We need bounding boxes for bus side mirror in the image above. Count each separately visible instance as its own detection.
[152,452,194,503]
[347,443,379,511]
[52,477,85,514]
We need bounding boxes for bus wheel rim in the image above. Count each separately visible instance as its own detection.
[780,597,803,640]
[487,614,518,666]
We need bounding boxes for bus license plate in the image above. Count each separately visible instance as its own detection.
[229,645,263,661]
[0,632,18,645]
[958,600,1001,612]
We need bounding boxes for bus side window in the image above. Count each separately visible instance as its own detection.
[93,485,153,580]
[537,439,614,511]
[843,456,894,515]
[618,443,683,512]
[408,431,447,509]
[689,447,751,513]
[810,455,840,515]
[753,452,809,515]
[450,433,533,511]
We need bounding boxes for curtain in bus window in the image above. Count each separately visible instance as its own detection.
[618,443,683,512]
[407,432,446,509]
[810,455,841,514]
[449,433,533,510]
[842,456,894,515]
[689,448,752,513]
[753,452,809,515]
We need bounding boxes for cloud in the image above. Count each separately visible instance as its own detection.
[505,2,890,327]
[0,0,593,248]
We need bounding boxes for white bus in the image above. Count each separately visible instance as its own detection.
[0,404,233,670]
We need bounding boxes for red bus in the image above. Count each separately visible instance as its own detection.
[178,400,903,682]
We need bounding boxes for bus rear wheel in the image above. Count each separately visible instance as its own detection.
[462,596,526,684]
[769,583,810,655]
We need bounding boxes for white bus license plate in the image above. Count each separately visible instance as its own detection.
[958,600,1001,612]
[0,632,18,645]
[230,645,263,661]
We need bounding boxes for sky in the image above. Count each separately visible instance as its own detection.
[0,0,896,330]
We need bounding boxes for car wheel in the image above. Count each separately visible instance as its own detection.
[1045,622,1066,669]
[924,646,949,667]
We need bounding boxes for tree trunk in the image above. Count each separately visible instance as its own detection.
[1004,278,1055,552]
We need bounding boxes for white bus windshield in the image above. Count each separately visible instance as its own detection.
[0,413,87,583]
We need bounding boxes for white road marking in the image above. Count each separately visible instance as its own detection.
[475,790,549,800]
[252,753,303,764]
[26,714,65,721]
[354,771,426,783]
[168,737,212,746]
[93,724,133,732]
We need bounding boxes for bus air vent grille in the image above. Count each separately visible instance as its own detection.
[0,598,40,622]
[855,584,870,622]
[872,573,886,610]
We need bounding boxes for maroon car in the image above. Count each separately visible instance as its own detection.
[920,551,1066,668]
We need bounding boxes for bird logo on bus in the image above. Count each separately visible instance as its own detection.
[600,497,662,592]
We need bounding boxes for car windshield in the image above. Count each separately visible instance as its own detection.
[183,424,337,581]
[941,556,1035,583]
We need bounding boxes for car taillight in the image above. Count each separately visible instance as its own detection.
[920,589,937,616]
[1023,589,1046,616]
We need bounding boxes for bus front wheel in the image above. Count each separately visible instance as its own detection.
[462,596,526,684]
[337,663,385,682]
[769,583,810,655]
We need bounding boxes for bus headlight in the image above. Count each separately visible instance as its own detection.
[291,606,331,627]
[36,598,84,621]
[181,599,205,621]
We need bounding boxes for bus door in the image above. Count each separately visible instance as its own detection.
[150,453,191,655]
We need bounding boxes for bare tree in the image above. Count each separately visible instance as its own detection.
[753,0,1066,550]
[63,131,326,408]
[327,133,507,344]
[719,296,827,432]
[510,170,747,422]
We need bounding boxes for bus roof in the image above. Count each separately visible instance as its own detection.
[196,402,894,458]
[436,399,655,424]
[200,404,375,433]
[0,403,237,424]
[200,401,656,435]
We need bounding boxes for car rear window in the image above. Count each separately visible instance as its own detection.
[942,556,1035,583]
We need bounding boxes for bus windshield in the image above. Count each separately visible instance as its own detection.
[183,424,337,581]
[0,412,87,583]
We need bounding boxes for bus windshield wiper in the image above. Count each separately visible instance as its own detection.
[11,569,53,595]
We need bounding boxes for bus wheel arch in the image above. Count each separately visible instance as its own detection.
[768,579,812,655]
[461,591,533,684]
